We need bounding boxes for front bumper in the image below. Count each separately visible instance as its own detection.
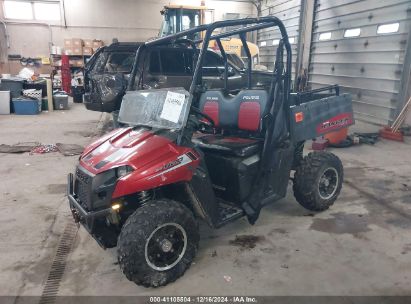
[67,166,122,248]
[67,173,111,229]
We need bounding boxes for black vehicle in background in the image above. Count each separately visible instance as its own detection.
[83,42,273,113]
[84,42,142,113]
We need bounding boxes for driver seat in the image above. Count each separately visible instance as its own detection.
[194,90,268,157]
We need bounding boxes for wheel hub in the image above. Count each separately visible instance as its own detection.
[318,167,339,200]
[145,223,187,271]
[160,239,173,252]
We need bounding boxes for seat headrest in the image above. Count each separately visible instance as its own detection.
[199,90,268,132]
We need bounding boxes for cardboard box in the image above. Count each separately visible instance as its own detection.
[69,59,83,67]
[92,40,104,48]
[64,39,72,48]
[74,60,84,67]
[84,39,93,48]
[82,47,93,55]
[64,48,73,55]
[72,38,83,47]
[72,47,83,55]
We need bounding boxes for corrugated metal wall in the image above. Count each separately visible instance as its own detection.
[257,0,302,74]
[308,0,411,125]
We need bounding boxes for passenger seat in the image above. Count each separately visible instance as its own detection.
[193,90,268,157]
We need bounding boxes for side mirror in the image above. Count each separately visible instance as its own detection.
[227,66,235,77]
[217,66,236,79]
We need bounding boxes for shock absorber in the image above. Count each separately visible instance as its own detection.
[136,190,153,205]
[107,191,153,226]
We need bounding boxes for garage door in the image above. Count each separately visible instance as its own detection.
[308,0,411,125]
[257,0,302,75]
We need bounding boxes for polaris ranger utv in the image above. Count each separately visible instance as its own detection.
[68,17,354,287]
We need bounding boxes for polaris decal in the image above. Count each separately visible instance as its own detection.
[316,113,353,134]
[206,96,219,101]
[156,157,183,172]
[148,154,193,180]
[243,95,260,100]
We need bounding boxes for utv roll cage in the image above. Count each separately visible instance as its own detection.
[128,17,294,151]
[128,16,291,99]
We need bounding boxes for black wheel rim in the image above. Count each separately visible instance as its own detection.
[145,223,187,271]
[318,167,339,200]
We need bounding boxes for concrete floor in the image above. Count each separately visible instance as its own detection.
[0,101,410,297]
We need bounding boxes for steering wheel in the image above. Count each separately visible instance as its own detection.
[191,107,215,129]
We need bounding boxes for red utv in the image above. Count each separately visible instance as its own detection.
[68,17,354,287]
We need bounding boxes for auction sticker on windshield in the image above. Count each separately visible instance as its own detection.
[160,91,186,123]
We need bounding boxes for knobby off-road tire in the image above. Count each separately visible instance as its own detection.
[293,151,343,211]
[117,199,199,287]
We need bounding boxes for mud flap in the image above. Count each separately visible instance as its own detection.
[266,142,295,202]
[242,142,294,224]
[186,166,220,228]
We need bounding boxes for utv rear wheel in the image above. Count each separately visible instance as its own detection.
[117,199,199,287]
[293,151,343,211]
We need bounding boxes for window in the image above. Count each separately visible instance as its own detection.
[344,28,361,38]
[4,1,33,20]
[260,41,267,47]
[204,52,224,67]
[3,0,60,21]
[149,51,161,74]
[203,52,224,76]
[272,39,280,46]
[104,52,135,73]
[204,10,213,24]
[159,50,193,76]
[34,2,61,21]
[91,51,135,74]
[319,32,332,41]
[377,23,399,34]
[181,10,200,31]
[91,52,109,73]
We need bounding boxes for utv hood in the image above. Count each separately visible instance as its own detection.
[79,127,177,175]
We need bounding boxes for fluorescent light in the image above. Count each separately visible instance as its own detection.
[319,32,332,41]
[344,28,361,38]
[260,41,267,47]
[377,23,399,34]
[272,39,280,45]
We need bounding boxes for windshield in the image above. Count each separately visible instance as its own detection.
[91,51,136,74]
[118,88,191,130]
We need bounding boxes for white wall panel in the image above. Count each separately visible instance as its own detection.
[257,0,302,73]
[308,0,411,125]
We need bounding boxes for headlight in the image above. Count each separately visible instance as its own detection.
[115,165,134,178]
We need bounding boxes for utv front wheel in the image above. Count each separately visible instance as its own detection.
[117,199,199,287]
[293,151,343,211]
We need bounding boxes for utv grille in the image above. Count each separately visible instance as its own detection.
[74,167,92,210]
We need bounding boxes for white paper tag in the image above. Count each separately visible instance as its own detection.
[160,91,186,123]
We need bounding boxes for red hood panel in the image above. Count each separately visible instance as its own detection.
[80,128,175,175]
